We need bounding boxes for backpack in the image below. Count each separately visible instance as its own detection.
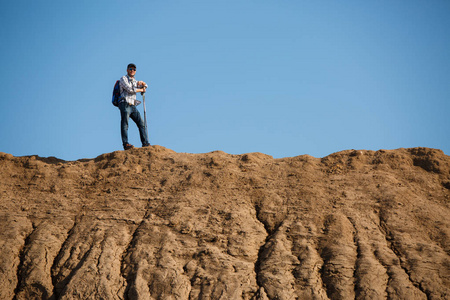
[112,80,121,107]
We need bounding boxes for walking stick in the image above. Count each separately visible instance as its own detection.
[141,91,148,138]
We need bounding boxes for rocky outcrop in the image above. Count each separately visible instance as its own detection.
[0,147,449,299]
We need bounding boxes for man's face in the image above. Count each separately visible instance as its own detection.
[127,67,136,77]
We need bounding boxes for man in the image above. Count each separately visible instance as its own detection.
[118,63,150,150]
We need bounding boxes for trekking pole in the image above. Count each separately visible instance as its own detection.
[141,91,148,138]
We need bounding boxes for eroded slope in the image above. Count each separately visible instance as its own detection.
[0,147,449,299]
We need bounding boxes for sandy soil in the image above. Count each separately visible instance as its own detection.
[0,146,449,299]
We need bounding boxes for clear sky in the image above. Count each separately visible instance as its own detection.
[1,1,449,161]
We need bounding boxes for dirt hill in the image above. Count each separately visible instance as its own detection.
[0,146,449,300]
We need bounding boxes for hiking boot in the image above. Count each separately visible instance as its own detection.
[124,143,134,150]
[142,143,151,147]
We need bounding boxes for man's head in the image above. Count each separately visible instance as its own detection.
[127,63,136,77]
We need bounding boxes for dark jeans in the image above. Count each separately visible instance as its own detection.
[119,102,149,147]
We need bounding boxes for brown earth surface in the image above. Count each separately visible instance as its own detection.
[0,146,449,300]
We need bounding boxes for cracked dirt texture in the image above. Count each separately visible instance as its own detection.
[0,146,449,299]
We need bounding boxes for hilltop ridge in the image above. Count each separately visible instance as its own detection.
[0,146,449,299]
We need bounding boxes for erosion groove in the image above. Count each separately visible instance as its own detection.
[0,146,449,299]
[13,223,36,299]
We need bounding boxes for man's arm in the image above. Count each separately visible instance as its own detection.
[120,77,146,93]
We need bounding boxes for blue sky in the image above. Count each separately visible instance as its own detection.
[1,1,449,160]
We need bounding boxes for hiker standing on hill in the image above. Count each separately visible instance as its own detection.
[118,63,150,150]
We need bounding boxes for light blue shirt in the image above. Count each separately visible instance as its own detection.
[119,75,147,106]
